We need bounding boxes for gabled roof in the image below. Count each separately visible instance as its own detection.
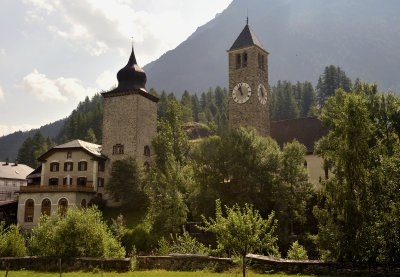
[230,24,264,51]
[38,139,107,161]
[270,117,328,154]
[0,162,34,180]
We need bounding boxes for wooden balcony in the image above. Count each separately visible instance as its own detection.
[20,184,96,193]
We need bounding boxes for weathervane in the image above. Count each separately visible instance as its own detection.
[130,36,134,47]
[246,8,249,25]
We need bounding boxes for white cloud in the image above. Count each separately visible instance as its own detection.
[0,86,4,102]
[0,124,40,137]
[0,48,5,56]
[23,69,96,102]
[96,70,117,90]
[22,0,233,63]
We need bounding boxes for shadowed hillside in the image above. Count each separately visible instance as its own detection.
[144,0,400,97]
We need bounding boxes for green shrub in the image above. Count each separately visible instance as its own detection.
[169,229,208,254]
[0,223,27,257]
[287,241,308,260]
[121,225,153,255]
[29,207,125,258]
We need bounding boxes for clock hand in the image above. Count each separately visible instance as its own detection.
[239,86,243,96]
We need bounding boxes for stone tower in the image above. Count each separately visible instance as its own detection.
[228,21,270,136]
[101,46,158,186]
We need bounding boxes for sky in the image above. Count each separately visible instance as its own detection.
[0,0,233,137]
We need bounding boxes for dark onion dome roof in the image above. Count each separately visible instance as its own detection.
[229,23,264,51]
[115,46,147,92]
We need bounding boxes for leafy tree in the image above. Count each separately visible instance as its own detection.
[105,158,146,209]
[287,241,308,260]
[314,82,400,262]
[0,223,27,257]
[200,199,280,277]
[29,207,125,258]
[144,159,191,241]
[152,100,189,170]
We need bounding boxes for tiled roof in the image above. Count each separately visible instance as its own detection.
[0,162,33,180]
[54,139,103,157]
[270,117,328,154]
[38,139,106,161]
[230,24,264,50]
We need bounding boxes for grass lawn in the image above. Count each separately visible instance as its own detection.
[0,270,325,277]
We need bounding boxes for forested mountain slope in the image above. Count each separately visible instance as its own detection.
[0,118,66,161]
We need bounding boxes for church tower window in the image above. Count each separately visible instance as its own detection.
[236,54,241,69]
[242,52,248,67]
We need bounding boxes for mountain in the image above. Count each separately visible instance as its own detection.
[144,0,400,97]
[0,118,67,161]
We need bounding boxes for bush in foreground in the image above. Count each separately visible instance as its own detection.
[0,223,27,257]
[29,207,125,258]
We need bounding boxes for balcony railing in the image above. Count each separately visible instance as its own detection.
[20,184,96,193]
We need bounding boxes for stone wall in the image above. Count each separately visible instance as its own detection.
[136,254,234,272]
[0,257,130,272]
[2,255,400,275]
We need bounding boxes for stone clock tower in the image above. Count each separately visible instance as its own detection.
[101,46,158,200]
[228,21,270,136]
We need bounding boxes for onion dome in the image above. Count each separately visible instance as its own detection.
[115,46,147,91]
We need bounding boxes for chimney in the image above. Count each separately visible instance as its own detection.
[5,157,9,165]
[14,159,18,166]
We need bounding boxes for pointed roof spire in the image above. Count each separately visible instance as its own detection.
[114,44,147,92]
[230,23,263,50]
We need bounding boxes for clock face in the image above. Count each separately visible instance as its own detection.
[257,83,268,105]
[232,82,251,104]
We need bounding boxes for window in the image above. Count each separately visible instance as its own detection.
[258,53,261,68]
[236,54,241,69]
[261,55,265,70]
[113,144,124,155]
[97,177,104,187]
[81,199,87,208]
[78,161,87,171]
[24,199,34,222]
[64,162,73,171]
[144,162,150,172]
[58,198,68,215]
[49,178,58,186]
[41,199,51,216]
[98,161,105,172]
[67,152,72,159]
[144,145,150,157]
[242,52,248,67]
[63,176,72,186]
[77,177,87,186]
[50,162,59,172]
